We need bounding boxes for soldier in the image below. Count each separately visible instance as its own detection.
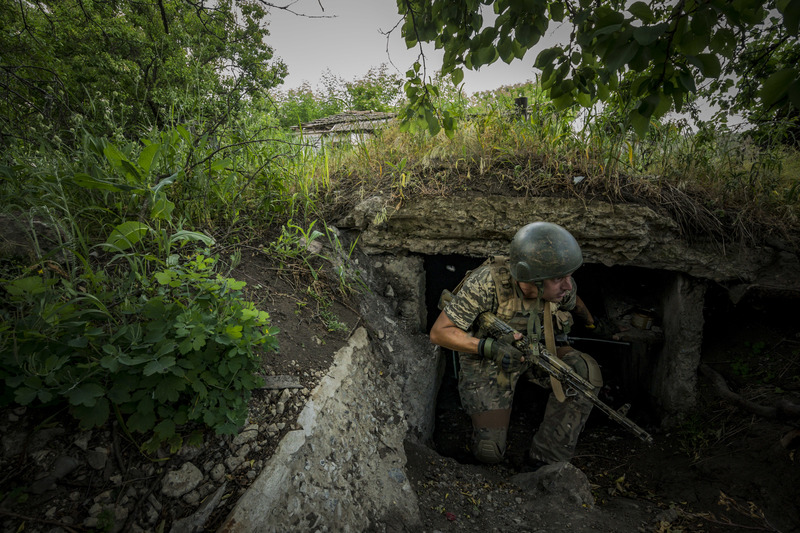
[430,221,604,469]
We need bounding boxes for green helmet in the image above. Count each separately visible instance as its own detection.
[508,222,583,282]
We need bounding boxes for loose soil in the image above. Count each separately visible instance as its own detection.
[1,244,799,533]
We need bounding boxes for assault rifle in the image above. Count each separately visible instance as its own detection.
[477,311,654,444]
[555,333,631,347]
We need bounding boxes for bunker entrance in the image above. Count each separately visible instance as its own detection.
[423,254,672,465]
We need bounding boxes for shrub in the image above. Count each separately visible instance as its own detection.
[0,253,277,452]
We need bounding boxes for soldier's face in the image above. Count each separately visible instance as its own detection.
[540,276,573,302]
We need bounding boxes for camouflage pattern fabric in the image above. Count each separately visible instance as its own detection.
[529,349,595,464]
[443,260,597,465]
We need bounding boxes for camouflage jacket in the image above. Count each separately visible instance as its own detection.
[444,256,577,342]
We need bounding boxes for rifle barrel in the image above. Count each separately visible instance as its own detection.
[567,336,631,346]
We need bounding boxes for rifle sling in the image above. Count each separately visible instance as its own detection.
[544,301,566,402]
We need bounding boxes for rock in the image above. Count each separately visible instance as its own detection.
[73,431,92,451]
[86,447,108,470]
[29,427,65,452]
[178,444,203,460]
[512,462,595,508]
[30,455,82,494]
[183,490,201,506]
[161,462,203,498]
[233,424,259,447]
[1,430,26,457]
[210,463,226,482]
[168,482,228,533]
[225,455,245,472]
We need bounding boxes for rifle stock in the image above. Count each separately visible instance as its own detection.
[477,311,654,445]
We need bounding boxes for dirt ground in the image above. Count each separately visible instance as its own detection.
[1,244,799,533]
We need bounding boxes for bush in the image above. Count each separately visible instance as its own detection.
[0,253,277,452]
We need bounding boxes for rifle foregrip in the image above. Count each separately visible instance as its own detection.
[477,312,654,444]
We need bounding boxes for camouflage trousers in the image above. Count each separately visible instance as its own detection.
[457,348,598,464]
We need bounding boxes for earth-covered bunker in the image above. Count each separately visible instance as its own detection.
[336,194,800,440]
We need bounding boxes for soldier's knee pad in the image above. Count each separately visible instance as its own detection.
[474,439,504,464]
[562,350,603,387]
[578,352,603,387]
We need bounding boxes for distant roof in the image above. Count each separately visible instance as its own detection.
[291,110,396,133]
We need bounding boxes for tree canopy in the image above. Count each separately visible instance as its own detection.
[397,0,800,137]
[0,0,287,146]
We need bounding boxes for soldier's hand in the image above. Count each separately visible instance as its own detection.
[478,336,525,373]
[583,317,616,338]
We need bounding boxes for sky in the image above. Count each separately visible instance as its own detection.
[264,0,558,94]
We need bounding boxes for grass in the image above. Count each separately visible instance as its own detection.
[312,98,799,249]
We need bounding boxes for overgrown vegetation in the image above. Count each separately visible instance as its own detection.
[1,0,799,456]
[323,81,800,245]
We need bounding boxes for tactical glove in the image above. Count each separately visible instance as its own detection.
[583,317,616,338]
[478,335,525,373]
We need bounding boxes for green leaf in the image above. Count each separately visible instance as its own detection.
[629,1,655,23]
[138,143,161,173]
[680,30,710,56]
[424,108,441,136]
[605,42,638,72]
[210,158,232,173]
[709,28,736,56]
[788,79,800,108]
[592,23,622,38]
[155,271,173,285]
[144,357,176,376]
[191,379,208,396]
[151,196,175,221]
[66,383,105,407]
[678,71,697,93]
[105,221,150,251]
[630,110,651,138]
[779,0,800,34]
[154,419,176,439]
[169,230,215,247]
[692,53,721,78]
[552,93,574,110]
[535,46,562,68]
[673,90,685,112]
[128,410,156,433]
[760,68,799,105]
[103,143,126,166]
[14,387,38,405]
[155,377,182,403]
[633,23,668,46]
[151,172,179,196]
[176,125,192,144]
[498,37,515,64]
[451,67,464,85]
[72,398,110,428]
[225,325,243,339]
[67,336,89,348]
[72,173,138,192]
[4,276,48,297]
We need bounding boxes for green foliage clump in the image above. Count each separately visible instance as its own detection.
[0,0,287,146]
[0,253,277,452]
